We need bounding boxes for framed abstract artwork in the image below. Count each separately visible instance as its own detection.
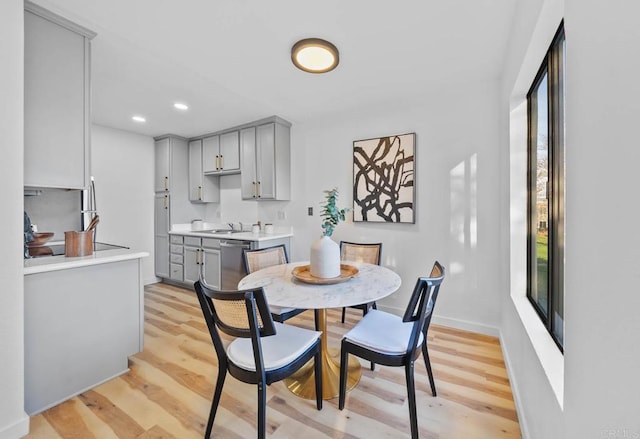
[353,133,415,223]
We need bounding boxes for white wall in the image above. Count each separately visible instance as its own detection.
[91,124,156,284]
[563,0,640,437]
[501,1,640,438]
[0,0,30,437]
[264,82,504,334]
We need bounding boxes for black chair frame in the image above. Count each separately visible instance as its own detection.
[339,241,382,324]
[338,262,445,439]
[242,244,307,323]
[195,280,323,439]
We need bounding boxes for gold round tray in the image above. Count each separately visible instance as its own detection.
[292,264,359,285]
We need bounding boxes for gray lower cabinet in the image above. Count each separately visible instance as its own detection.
[169,235,184,282]
[154,193,170,279]
[24,2,95,189]
[25,259,143,415]
[202,242,221,289]
[183,237,221,288]
[183,242,200,285]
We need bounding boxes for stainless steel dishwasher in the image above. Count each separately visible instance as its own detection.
[220,239,253,290]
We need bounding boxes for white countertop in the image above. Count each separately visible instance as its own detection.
[24,248,149,275]
[169,229,293,242]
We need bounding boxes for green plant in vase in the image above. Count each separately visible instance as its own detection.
[311,188,349,278]
[320,188,349,237]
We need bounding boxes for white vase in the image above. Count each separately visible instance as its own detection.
[310,236,341,278]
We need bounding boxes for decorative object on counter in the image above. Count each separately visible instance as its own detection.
[353,132,415,223]
[264,223,274,234]
[310,188,349,278]
[64,230,94,257]
[190,219,205,231]
[24,211,35,258]
[85,214,99,233]
[26,232,54,248]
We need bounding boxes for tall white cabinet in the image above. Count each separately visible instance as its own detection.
[24,1,95,189]
[154,135,207,278]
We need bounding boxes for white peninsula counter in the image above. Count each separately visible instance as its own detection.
[24,247,148,415]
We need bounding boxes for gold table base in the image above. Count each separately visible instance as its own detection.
[283,309,362,400]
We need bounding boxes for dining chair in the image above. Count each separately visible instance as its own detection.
[338,261,445,439]
[243,244,308,323]
[194,280,323,439]
[339,241,382,323]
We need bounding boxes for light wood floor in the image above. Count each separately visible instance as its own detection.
[26,282,521,438]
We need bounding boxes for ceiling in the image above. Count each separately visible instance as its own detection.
[32,0,518,138]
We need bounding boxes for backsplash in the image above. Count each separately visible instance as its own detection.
[24,188,82,240]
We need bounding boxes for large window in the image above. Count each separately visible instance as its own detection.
[527,23,565,350]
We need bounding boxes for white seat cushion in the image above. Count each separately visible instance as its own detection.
[269,305,298,316]
[227,322,321,372]
[344,309,423,355]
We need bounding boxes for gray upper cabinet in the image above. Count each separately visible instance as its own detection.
[201,132,240,175]
[202,135,220,174]
[240,118,291,200]
[188,139,220,203]
[155,137,170,192]
[24,2,96,189]
[218,131,241,173]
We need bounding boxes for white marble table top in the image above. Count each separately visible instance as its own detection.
[237,261,402,309]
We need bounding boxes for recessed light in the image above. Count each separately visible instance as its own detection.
[132,115,146,123]
[291,38,339,73]
[174,102,189,111]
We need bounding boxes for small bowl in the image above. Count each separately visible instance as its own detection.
[27,232,54,247]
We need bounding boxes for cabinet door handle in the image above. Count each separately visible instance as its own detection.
[215,155,219,170]
[252,181,256,198]
[164,176,168,191]
[257,181,261,198]
[163,195,168,209]
[220,155,224,170]
[198,186,202,201]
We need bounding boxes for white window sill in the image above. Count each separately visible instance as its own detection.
[511,294,564,409]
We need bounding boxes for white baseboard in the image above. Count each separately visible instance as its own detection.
[0,415,30,439]
[143,276,161,285]
[499,329,530,439]
[430,315,500,337]
[376,303,500,337]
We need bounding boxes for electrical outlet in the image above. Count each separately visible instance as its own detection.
[308,207,313,216]
[277,210,286,220]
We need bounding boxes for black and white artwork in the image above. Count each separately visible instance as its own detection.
[353,133,415,223]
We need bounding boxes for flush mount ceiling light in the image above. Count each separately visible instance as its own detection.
[173,102,189,111]
[291,38,339,73]
[131,115,146,123]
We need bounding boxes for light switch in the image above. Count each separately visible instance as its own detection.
[308,207,313,216]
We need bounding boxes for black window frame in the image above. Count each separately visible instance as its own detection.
[526,22,565,352]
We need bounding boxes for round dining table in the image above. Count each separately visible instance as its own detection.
[238,261,402,400]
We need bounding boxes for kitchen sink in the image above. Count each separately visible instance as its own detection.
[210,229,244,234]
